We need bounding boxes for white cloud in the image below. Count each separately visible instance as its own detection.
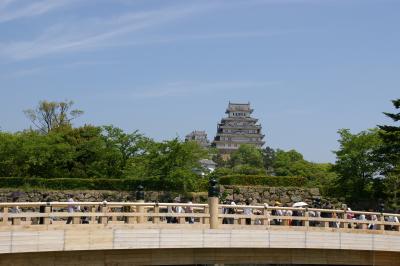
[0,0,72,23]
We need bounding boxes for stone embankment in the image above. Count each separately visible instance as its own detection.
[0,186,337,206]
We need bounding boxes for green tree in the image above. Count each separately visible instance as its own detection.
[272,149,337,195]
[378,98,400,209]
[228,144,265,174]
[125,139,208,190]
[261,146,276,174]
[229,144,264,168]
[24,100,83,134]
[273,149,311,177]
[101,125,145,178]
[333,128,383,205]
[0,130,75,178]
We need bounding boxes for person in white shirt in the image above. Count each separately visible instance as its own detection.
[185,199,194,224]
[368,214,378,230]
[388,215,399,230]
[243,199,252,225]
[171,197,184,224]
[67,196,75,224]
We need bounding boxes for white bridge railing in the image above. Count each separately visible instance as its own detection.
[1,201,400,232]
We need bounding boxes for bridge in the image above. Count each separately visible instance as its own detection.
[1,199,400,265]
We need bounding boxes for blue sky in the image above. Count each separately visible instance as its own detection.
[0,0,399,163]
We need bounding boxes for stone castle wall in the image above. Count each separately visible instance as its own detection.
[0,186,339,207]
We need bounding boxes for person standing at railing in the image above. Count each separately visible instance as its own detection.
[271,201,283,225]
[222,200,230,224]
[243,199,252,225]
[346,208,355,228]
[81,206,90,224]
[10,197,21,225]
[66,195,79,224]
[309,209,317,227]
[224,201,236,224]
[167,199,174,223]
[39,194,52,225]
[331,212,340,228]
[10,197,20,214]
[173,197,184,224]
[356,214,367,229]
[292,208,301,226]
[283,204,293,225]
[368,214,378,230]
[387,213,399,230]
[184,198,194,224]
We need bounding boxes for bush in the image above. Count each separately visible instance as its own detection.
[0,175,304,191]
[219,175,306,187]
[0,177,207,192]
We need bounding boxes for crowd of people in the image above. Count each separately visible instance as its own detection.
[6,194,400,230]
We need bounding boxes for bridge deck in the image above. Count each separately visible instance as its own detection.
[1,201,400,265]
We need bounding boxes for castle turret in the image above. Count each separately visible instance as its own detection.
[185,130,210,148]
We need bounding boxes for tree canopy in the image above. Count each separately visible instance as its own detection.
[24,100,83,133]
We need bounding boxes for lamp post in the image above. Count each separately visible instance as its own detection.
[208,178,220,229]
[136,185,145,223]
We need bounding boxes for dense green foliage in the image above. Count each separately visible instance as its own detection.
[0,177,208,191]
[330,99,400,209]
[0,119,207,191]
[378,99,400,209]
[0,125,145,178]
[332,129,383,205]
[219,175,306,187]
[226,146,336,192]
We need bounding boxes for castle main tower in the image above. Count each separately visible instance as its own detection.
[213,102,265,157]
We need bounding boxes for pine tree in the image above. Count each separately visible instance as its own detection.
[378,99,400,209]
[378,99,400,167]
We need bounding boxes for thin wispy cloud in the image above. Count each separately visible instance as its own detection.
[102,29,303,48]
[0,60,118,80]
[0,0,72,23]
[129,81,280,99]
[0,0,322,62]
[0,3,217,61]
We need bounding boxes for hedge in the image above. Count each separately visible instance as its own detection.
[0,175,305,191]
[219,175,306,187]
[0,177,208,192]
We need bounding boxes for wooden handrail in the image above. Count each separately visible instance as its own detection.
[0,201,399,232]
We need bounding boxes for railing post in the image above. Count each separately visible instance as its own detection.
[100,202,108,224]
[2,207,8,225]
[90,206,97,224]
[342,210,348,229]
[304,208,309,228]
[111,207,117,223]
[323,212,329,228]
[12,205,21,225]
[208,178,220,229]
[127,206,136,224]
[44,206,51,225]
[153,203,160,224]
[136,185,145,224]
[73,206,80,224]
[203,205,209,224]
[379,214,385,231]
[264,204,270,227]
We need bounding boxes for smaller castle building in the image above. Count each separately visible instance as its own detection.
[185,130,210,148]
